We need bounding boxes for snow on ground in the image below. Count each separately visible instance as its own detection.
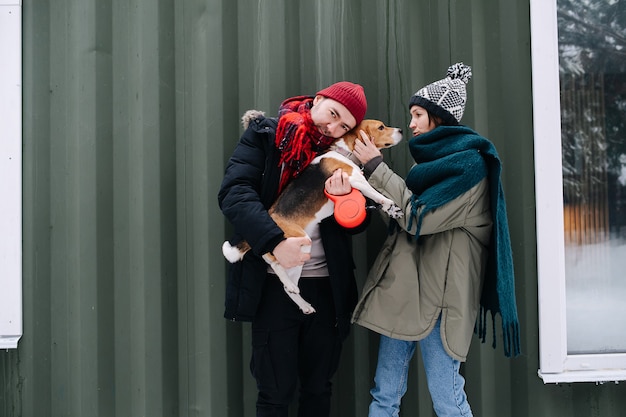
[565,238,626,353]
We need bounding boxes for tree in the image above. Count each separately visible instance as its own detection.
[558,0,626,196]
[558,0,626,232]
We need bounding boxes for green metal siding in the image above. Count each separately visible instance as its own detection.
[1,0,624,416]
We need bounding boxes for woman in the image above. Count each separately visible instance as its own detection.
[350,63,520,417]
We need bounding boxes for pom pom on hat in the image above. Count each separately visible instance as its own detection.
[316,81,367,125]
[409,62,472,125]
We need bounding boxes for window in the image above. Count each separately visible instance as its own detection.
[0,0,22,349]
[533,0,626,382]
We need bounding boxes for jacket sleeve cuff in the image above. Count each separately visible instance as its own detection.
[265,235,286,256]
[362,156,383,178]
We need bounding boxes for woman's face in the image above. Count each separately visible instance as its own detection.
[310,96,357,139]
[408,105,436,137]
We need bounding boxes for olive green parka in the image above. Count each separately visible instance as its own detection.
[351,162,492,361]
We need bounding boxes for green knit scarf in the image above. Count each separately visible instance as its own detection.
[406,125,521,358]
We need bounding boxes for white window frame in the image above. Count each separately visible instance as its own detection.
[0,0,22,349]
[532,0,626,383]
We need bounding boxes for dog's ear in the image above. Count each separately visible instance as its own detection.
[359,120,379,141]
[362,122,375,138]
[343,119,369,141]
[342,129,359,141]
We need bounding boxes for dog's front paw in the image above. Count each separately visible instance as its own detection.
[381,201,404,219]
[388,204,404,219]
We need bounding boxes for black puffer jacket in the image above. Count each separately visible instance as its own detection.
[218,114,365,340]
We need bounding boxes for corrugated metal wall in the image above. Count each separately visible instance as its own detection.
[2,0,624,416]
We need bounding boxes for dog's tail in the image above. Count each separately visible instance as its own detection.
[222,240,250,263]
[241,110,266,130]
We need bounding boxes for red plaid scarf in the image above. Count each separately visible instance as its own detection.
[275,96,335,193]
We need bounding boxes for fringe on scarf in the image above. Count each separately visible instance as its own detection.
[476,307,521,358]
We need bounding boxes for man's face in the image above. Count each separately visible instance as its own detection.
[309,96,357,139]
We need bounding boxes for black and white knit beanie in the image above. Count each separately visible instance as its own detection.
[409,62,472,125]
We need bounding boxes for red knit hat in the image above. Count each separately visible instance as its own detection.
[316,81,367,125]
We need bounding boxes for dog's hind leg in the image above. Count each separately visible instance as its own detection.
[262,243,311,294]
[263,256,301,294]
[286,292,316,314]
[262,255,316,314]
[278,266,316,314]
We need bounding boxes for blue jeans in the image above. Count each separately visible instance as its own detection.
[369,318,473,417]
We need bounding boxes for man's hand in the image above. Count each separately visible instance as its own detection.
[272,236,312,268]
[325,168,351,196]
[353,130,382,164]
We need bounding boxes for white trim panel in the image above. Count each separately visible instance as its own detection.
[0,3,22,349]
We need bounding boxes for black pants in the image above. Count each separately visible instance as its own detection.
[251,274,342,417]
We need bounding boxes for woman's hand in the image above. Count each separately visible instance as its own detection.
[325,169,351,196]
[353,130,382,164]
[272,236,312,268]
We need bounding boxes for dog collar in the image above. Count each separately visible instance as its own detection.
[330,146,363,167]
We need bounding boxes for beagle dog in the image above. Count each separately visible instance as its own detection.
[223,115,403,314]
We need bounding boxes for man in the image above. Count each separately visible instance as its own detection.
[218,82,368,417]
